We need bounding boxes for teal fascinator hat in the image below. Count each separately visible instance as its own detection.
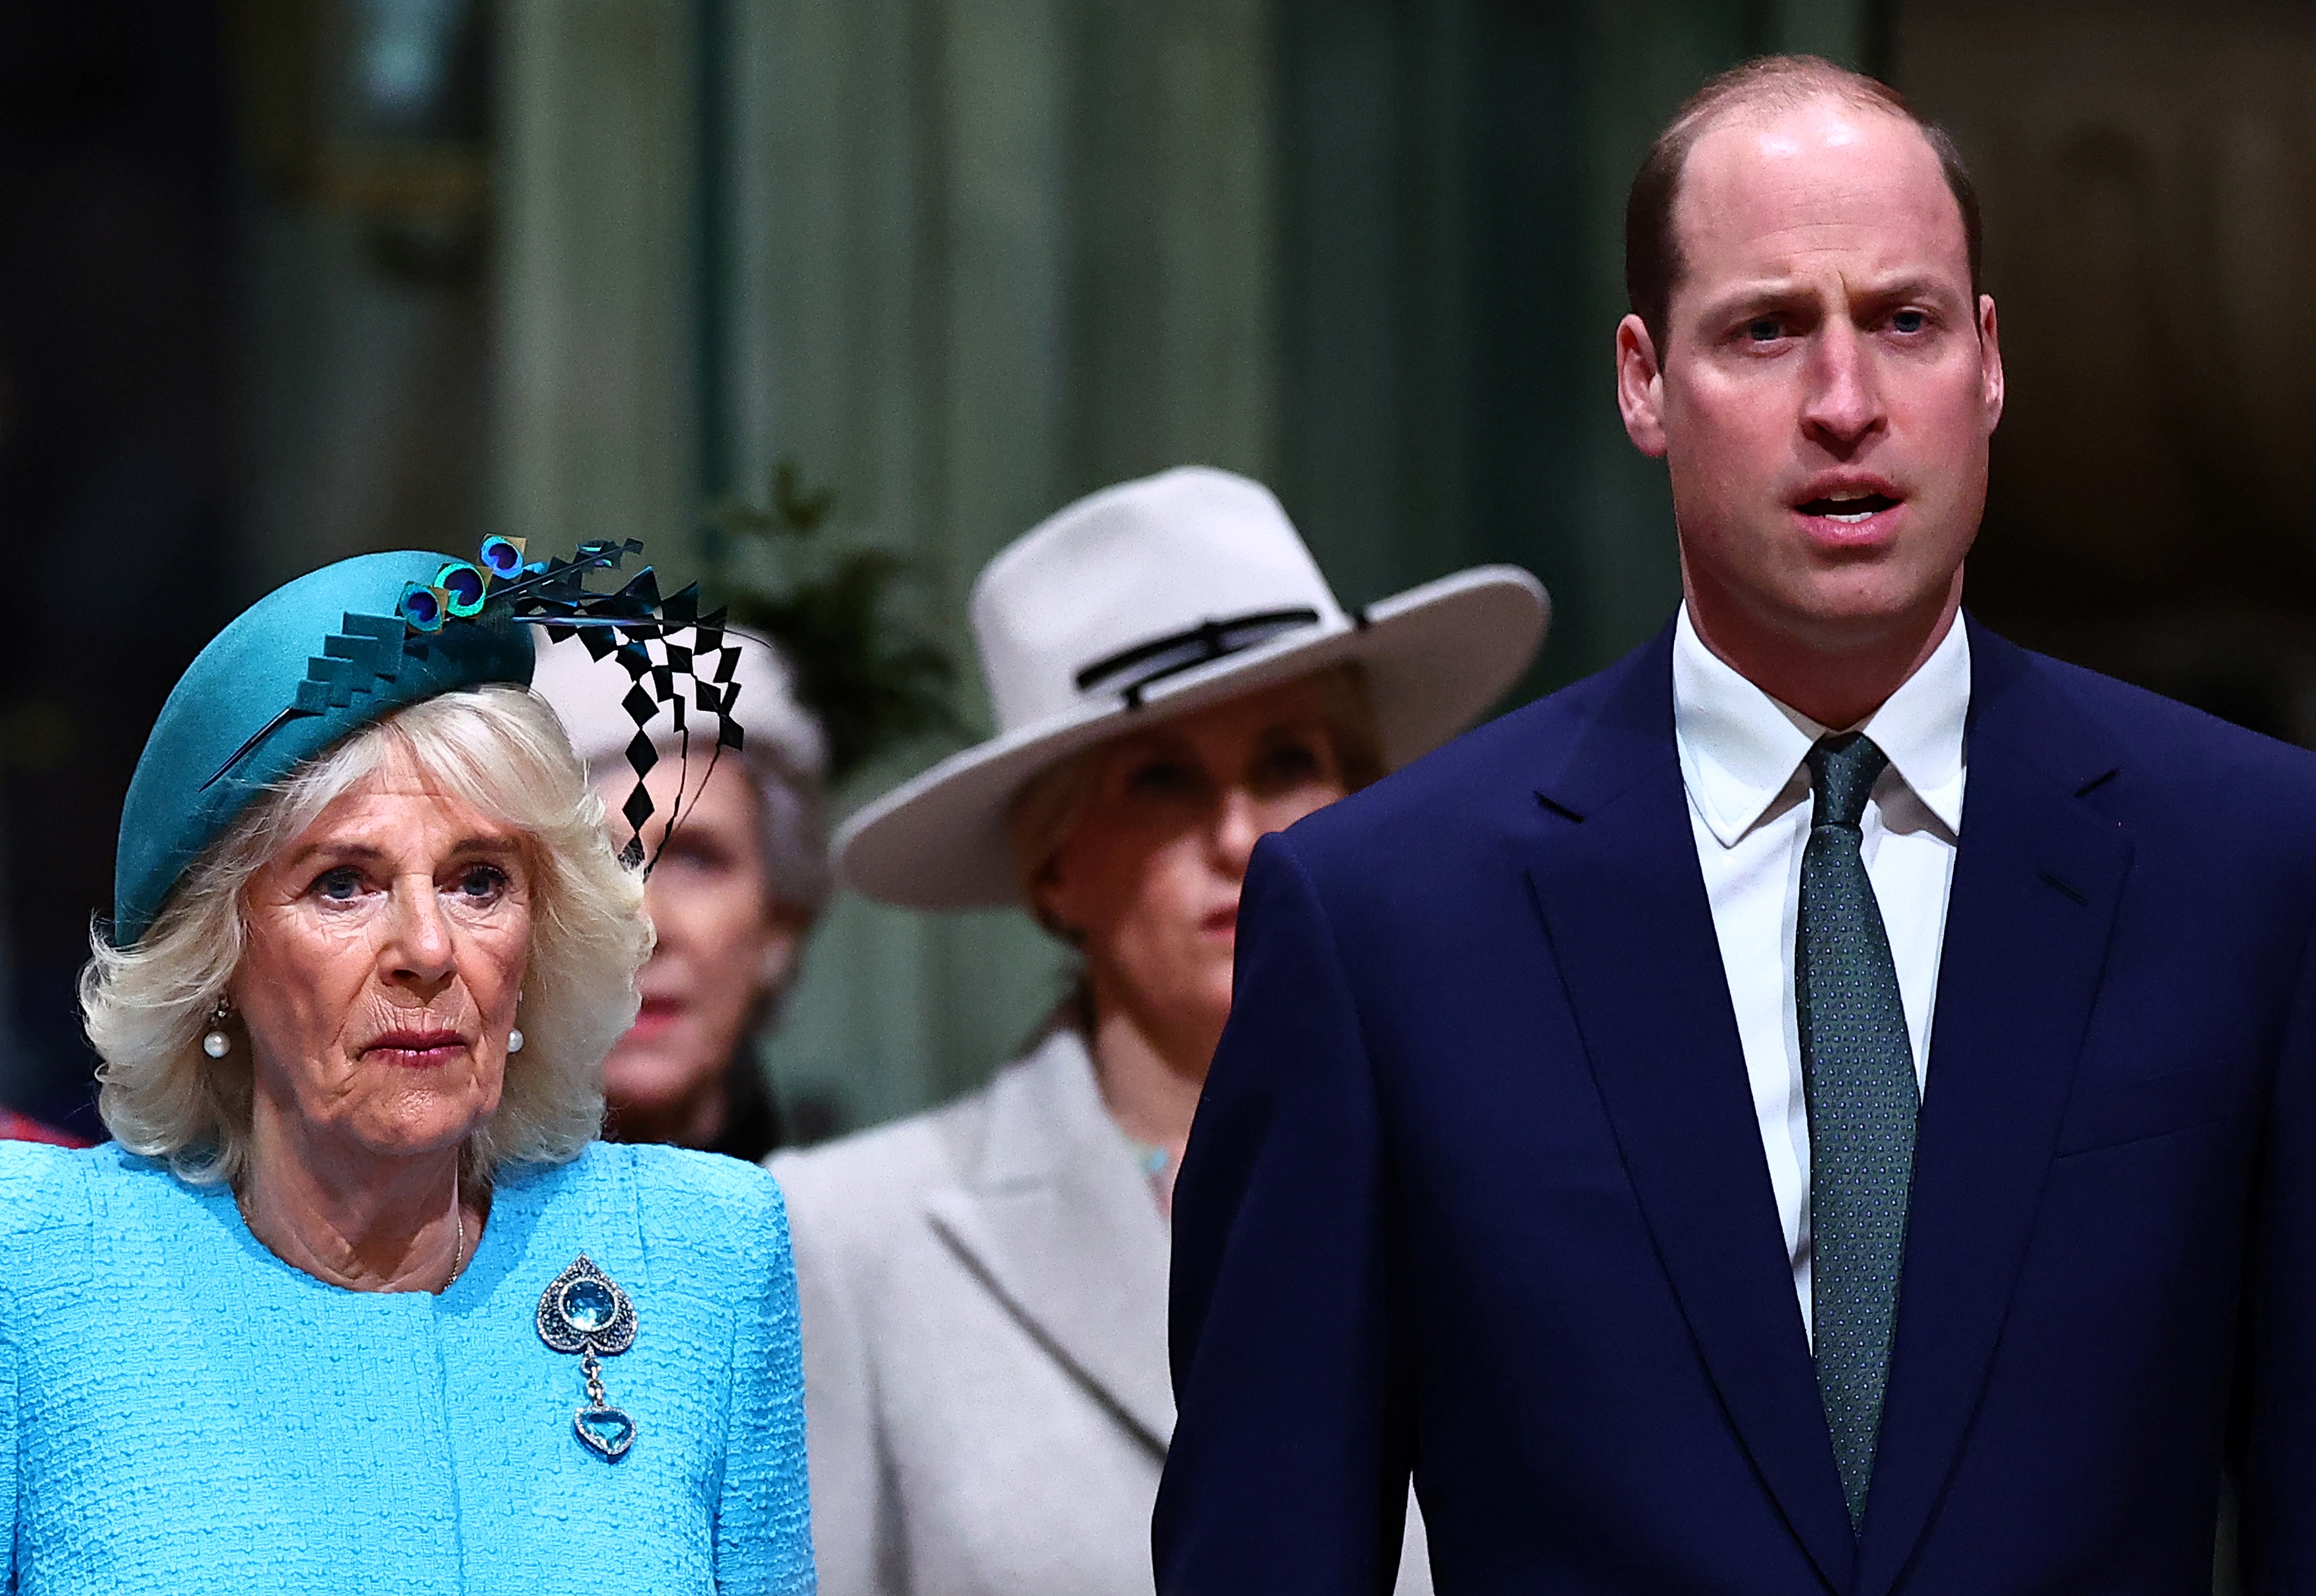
[113,538,745,948]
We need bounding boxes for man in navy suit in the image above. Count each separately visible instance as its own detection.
[1155,54,2316,1595]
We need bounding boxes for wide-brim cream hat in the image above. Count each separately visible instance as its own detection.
[835,465,1549,909]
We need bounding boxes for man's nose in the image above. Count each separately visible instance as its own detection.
[1801,321,1886,450]
[383,878,457,994]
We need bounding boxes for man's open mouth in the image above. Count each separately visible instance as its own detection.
[1797,490,1900,524]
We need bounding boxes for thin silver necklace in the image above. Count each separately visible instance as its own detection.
[240,1165,467,1292]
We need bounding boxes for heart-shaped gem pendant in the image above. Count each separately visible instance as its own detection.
[575,1403,637,1461]
[538,1255,640,1462]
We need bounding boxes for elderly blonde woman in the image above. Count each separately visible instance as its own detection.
[0,547,813,1594]
[532,630,829,1161]
[771,467,1548,1596]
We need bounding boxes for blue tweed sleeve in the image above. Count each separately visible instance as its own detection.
[624,1144,816,1594]
[717,1164,816,1593]
[1,1270,13,1593]
[0,1143,93,1595]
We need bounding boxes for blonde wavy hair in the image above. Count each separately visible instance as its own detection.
[80,686,653,1187]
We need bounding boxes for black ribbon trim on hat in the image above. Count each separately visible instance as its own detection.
[1073,608,1322,710]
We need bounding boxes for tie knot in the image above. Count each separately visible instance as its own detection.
[1806,733,1889,830]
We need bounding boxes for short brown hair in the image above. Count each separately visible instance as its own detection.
[1624,54,1983,360]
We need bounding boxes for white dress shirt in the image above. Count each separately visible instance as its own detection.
[1671,604,1970,1341]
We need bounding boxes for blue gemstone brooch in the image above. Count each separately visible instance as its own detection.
[537,1254,639,1460]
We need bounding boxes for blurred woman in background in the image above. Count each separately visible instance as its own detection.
[532,630,830,1161]
[773,466,1549,1596]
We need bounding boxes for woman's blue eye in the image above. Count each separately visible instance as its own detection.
[1891,309,1927,334]
[457,865,507,899]
[314,867,361,901]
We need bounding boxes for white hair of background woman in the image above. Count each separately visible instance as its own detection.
[80,686,653,1187]
[529,628,833,920]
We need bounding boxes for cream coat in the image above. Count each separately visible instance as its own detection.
[771,1030,1431,1596]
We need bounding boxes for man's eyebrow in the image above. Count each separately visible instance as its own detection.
[1849,272,1965,306]
[1692,277,1813,318]
[1694,271,1965,320]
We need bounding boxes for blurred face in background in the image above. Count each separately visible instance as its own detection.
[1031,676,1353,1077]
[593,757,797,1140]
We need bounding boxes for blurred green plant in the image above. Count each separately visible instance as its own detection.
[702,460,960,785]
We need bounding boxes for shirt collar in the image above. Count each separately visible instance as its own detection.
[1672,603,1970,847]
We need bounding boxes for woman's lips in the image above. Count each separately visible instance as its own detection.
[624,997,684,1043]
[364,1030,466,1066]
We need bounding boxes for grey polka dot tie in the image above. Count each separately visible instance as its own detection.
[1797,732,1919,1530]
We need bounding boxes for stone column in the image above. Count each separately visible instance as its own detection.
[496,0,700,556]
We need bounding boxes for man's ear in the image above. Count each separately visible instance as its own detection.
[1977,293,2005,433]
[1617,314,1669,458]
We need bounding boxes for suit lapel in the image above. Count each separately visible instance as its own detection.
[923,1033,1176,1454]
[1527,633,1856,1594]
[1855,623,2132,1595]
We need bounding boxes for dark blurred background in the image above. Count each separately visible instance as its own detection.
[3,0,2310,1138]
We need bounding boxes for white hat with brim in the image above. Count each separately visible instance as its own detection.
[835,466,1549,910]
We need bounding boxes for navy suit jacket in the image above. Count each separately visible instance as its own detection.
[1156,618,2316,1595]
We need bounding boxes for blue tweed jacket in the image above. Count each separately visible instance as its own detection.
[0,1138,814,1594]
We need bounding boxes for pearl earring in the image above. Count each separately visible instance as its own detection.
[507,1028,525,1054]
[201,997,232,1059]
